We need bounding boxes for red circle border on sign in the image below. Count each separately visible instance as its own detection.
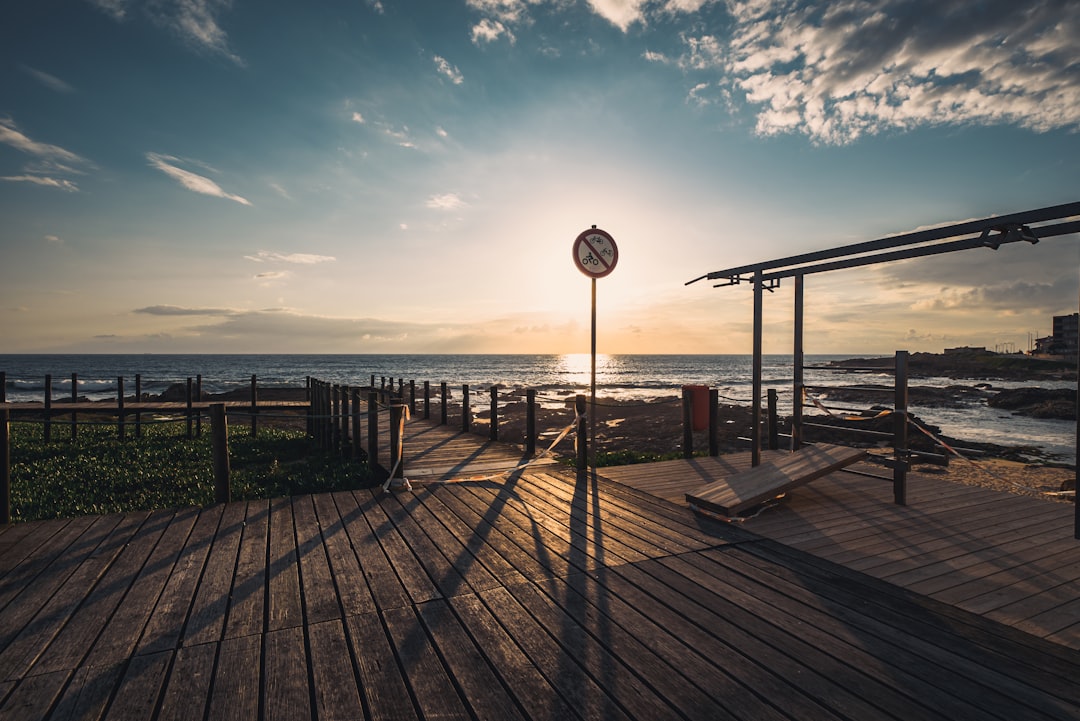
[572,228,619,278]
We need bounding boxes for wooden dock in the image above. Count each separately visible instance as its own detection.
[598,452,1080,649]
[1,416,1079,719]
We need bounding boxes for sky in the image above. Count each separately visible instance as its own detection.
[1,0,1078,356]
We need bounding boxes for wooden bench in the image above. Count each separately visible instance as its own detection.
[687,443,867,516]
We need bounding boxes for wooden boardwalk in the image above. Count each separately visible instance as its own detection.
[1,468,1079,719]
[598,453,1080,649]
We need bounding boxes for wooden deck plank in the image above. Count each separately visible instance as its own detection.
[686,444,869,516]
[0,515,117,653]
[354,492,442,606]
[102,650,171,721]
[382,605,471,721]
[182,502,245,647]
[448,593,577,721]
[224,500,269,639]
[416,600,526,721]
[266,497,302,631]
[47,662,124,721]
[0,669,70,721]
[155,643,215,721]
[86,507,200,666]
[329,491,412,612]
[342,612,418,721]
[0,512,148,681]
[137,505,222,656]
[264,626,311,721]
[694,547,1077,721]
[291,495,340,625]
[310,493,377,618]
[308,619,366,721]
[207,635,261,721]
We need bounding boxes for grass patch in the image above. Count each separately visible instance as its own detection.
[8,421,375,522]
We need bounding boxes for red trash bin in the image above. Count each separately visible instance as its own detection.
[682,384,709,431]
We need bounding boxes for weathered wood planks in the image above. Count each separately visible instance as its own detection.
[686,442,868,516]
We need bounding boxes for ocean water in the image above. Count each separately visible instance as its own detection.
[1,353,1075,463]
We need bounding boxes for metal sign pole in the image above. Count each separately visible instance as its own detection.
[591,276,597,472]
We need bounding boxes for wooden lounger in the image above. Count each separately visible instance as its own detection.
[687,443,867,516]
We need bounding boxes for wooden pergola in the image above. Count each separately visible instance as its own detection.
[686,201,1080,535]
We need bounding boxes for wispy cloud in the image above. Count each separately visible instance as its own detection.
[134,305,237,316]
[244,251,336,264]
[709,0,1080,143]
[0,117,90,190]
[0,175,80,191]
[145,152,251,205]
[433,55,464,84]
[254,271,289,280]
[89,0,243,65]
[426,192,466,210]
[351,111,365,124]
[20,65,74,93]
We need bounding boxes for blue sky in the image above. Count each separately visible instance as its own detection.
[1,0,1078,354]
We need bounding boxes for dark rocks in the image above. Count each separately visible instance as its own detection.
[988,388,1077,420]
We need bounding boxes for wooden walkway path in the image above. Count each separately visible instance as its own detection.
[1,468,1078,719]
[1,416,1079,719]
[598,452,1080,649]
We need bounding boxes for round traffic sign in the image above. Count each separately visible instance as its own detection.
[572,227,619,278]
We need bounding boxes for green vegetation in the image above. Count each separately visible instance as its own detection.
[8,422,375,522]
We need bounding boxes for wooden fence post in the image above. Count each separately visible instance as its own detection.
[306,377,313,438]
[367,391,379,466]
[0,372,5,403]
[70,372,78,442]
[134,373,142,439]
[390,402,404,480]
[489,385,498,441]
[462,384,470,432]
[186,377,194,439]
[894,350,909,506]
[440,382,448,425]
[210,403,231,504]
[423,381,431,420]
[44,374,52,443]
[117,376,125,441]
[250,374,258,437]
[526,389,536,456]
[576,395,588,471]
[1,409,10,525]
[331,385,341,454]
[767,388,779,450]
[195,375,203,438]
[708,388,719,457]
[409,380,416,415]
[351,388,363,461]
[682,387,693,459]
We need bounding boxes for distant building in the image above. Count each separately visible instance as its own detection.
[1032,313,1078,357]
[943,346,989,355]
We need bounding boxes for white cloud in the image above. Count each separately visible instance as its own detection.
[0,175,79,191]
[471,18,514,45]
[0,117,86,165]
[244,251,336,264]
[146,152,251,205]
[426,193,467,210]
[269,182,292,200]
[643,49,669,63]
[44,234,63,245]
[711,0,1080,143]
[20,66,74,93]
[586,0,647,31]
[435,126,449,138]
[134,305,237,316]
[351,111,365,124]
[90,0,243,65]
[434,55,464,84]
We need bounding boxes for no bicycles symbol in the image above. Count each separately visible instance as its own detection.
[572,227,618,278]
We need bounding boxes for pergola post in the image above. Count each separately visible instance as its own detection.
[792,274,804,451]
[752,269,763,466]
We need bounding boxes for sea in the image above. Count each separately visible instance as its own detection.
[1,354,1075,464]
